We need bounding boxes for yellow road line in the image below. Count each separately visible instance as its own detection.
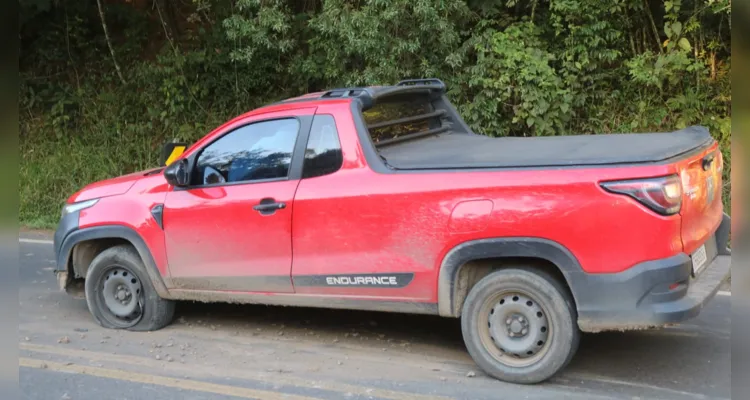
[22,343,170,368]
[20,343,455,400]
[20,357,316,400]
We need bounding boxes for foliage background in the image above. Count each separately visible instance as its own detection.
[20,0,731,227]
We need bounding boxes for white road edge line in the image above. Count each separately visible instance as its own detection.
[19,238,54,244]
[717,291,731,296]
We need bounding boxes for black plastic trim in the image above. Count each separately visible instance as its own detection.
[437,237,584,317]
[167,289,439,315]
[438,223,730,332]
[170,276,293,293]
[715,212,731,255]
[53,210,80,261]
[294,273,414,288]
[396,78,447,90]
[577,253,730,332]
[367,110,446,130]
[150,204,164,230]
[55,225,172,299]
[375,126,451,147]
[289,115,315,180]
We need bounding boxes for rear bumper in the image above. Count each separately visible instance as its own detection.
[575,213,731,332]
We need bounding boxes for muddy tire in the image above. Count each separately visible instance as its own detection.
[85,245,175,331]
[461,267,579,384]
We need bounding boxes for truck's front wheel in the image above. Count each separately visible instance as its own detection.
[461,267,579,384]
[84,245,175,331]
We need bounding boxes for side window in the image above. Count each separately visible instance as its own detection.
[194,118,300,185]
[302,115,343,179]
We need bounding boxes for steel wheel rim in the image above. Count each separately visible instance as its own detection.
[477,289,553,368]
[97,265,144,328]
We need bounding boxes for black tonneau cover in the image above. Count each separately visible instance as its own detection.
[378,125,713,169]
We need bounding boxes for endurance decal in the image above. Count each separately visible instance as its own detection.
[294,273,414,288]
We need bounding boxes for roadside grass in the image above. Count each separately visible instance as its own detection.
[22,217,58,231]
[20,118,162,227]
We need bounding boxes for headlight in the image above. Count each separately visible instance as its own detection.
[61,199,99,218]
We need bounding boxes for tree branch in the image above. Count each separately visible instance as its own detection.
[96,0,127,85]
[643,0,662,53]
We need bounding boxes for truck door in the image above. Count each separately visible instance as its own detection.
[163,109,315,293]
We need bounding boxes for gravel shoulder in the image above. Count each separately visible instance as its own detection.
[19,238,731,400]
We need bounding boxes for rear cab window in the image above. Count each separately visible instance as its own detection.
[302,114,343,179]
[362,92,439,145]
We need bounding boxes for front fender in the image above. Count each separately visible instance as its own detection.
[55,224,172,299]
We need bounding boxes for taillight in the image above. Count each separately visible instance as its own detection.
[601,174,682,215]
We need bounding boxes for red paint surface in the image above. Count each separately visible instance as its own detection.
[449,200,494,233]
[72,97,725,305]
[78,173,171,276]
[675,143,724,254]
[69,168,161,203]
[163,180,298,291]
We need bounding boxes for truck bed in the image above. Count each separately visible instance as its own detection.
[377,125,713,169]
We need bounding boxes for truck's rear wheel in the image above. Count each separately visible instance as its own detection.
[84,245,175,331]
[461,267,579,384]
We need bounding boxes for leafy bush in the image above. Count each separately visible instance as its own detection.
[19,0,731,227]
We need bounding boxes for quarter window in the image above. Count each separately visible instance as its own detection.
[194,118,300,185]
[302,115,343,179]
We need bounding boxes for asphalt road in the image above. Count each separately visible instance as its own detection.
[19,237,731,400]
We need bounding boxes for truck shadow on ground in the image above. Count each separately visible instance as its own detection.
[171,298,729,395]
[173,300,466,351]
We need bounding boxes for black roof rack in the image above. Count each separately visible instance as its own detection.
[396,78,446,91]
[367,109,446,130]
[272,78,447,110]
[321,78,447,110]
[320,88,370,98]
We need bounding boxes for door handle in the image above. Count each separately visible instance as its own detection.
[253,198,286,214]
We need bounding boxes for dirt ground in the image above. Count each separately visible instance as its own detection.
[19,237,731,400]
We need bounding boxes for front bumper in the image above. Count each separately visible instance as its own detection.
[53,210,80,291]
[575,213,731,333]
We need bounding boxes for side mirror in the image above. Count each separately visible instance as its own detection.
[161,142,188,166]
[164,159,190,187]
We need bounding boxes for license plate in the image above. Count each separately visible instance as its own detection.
[691,244,708,276]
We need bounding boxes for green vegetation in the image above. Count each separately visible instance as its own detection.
[20,0,731,227]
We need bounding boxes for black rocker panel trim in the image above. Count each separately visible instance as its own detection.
[169,275,293,293]
[294,273,414,288]
[167,289,439,315]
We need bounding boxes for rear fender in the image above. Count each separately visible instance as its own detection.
[437,238,584,317]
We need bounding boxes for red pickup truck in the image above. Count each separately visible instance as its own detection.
[54,79,731,384]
